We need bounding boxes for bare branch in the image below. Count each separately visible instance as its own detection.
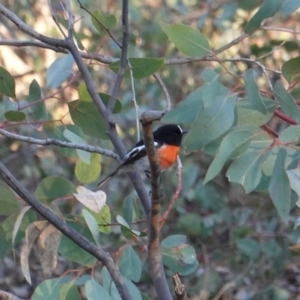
[173,274,189,300]
[0,162,132,300]
[262,26,300,34]
[0,128,120,161]
[0,40,116,64]
[141,115,172,300]
[153,73,172,110]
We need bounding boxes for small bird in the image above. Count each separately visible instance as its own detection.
[97,124,187,187]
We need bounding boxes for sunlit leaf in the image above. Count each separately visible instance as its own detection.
[75,153,101,184]
[160,22,210,57]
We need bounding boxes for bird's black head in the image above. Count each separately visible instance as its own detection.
[153,124,187,146]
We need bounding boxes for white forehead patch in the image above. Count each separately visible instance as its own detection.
[177,125,183,133]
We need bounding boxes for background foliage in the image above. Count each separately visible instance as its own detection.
[1,0,300,299]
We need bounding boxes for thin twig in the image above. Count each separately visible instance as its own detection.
[128,59,140,141]
[0,162,132,300]
[262,26,300,34]
[153,73,172,110]
[0,128,120,160]
[48,0,67,39]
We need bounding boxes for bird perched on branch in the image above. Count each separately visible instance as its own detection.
[97,124,187,187]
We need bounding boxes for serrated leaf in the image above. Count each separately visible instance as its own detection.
[245,0,285,34]
[0,67,15,98]
[27,79,48,121]
[75,153,101,184]
[35,176,77,204]
[68,100,107,139]
[281,0,300,16]
[110,57,164,79]
[118,246,142,282]
[162,86,204,124]
[205,127,259,183]
[184,94,236,152]
[82,209,100,246]
[63,128,90,163]
[0,181,19,215]
[47,54,74,88]
[160,22,210,57]
[269,148,291,224]
[274,80,300,122]
[235,97,275,126]
[74,186,106,213]
[244,69,266,114]
[282,57,300,83]
[4,110,26,122]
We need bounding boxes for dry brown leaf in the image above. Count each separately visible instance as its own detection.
[37,224,62,278]
[74,186,106,213]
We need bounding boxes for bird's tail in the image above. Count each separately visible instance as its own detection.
[97,166,121,187]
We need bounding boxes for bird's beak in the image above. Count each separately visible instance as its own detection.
[182,130,188,135]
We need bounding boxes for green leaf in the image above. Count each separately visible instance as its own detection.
[0,225,10,260]
[27,79,48,121]
[122,195,134,224]
[68,100,107,139]
[82,209,100,246]
[0,181,19,215]
[161,235,187,248]
[92,10,117,36]
[47,54,74,88]
[0,67,15,98]
[118,246,142,282]
[122,278,142,300]
[35,176,77,204]
[65,285,81,300]
[281,0,300,16]
[205,126,261,183]
[75,153,101,184]
[282,57,300,83]
[51,125,82,158]
[160,22,210,57]
[31,277,72,300]
[90,204,111,234]
[236,238,260,260]
[85,279,112,300]
[59,219,97,266]
[116,215,144,238]
[184,94,236,152]
[274,80,300,123]
[226,149,269,193]
[235,97,276,127]
[279,125,300,143]
[269,148,291,224]
[78,83,122,112]
[244,69,266,114]
[162,86,204,124]
[110,57,164,79]
[287,169,300,205]
[63,128,90,163]
[245,0,285,34]
[4,110,26,122]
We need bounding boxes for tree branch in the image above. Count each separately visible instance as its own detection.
[141,115,173,300]
[0,128,120,161]
[0,162,132,300]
